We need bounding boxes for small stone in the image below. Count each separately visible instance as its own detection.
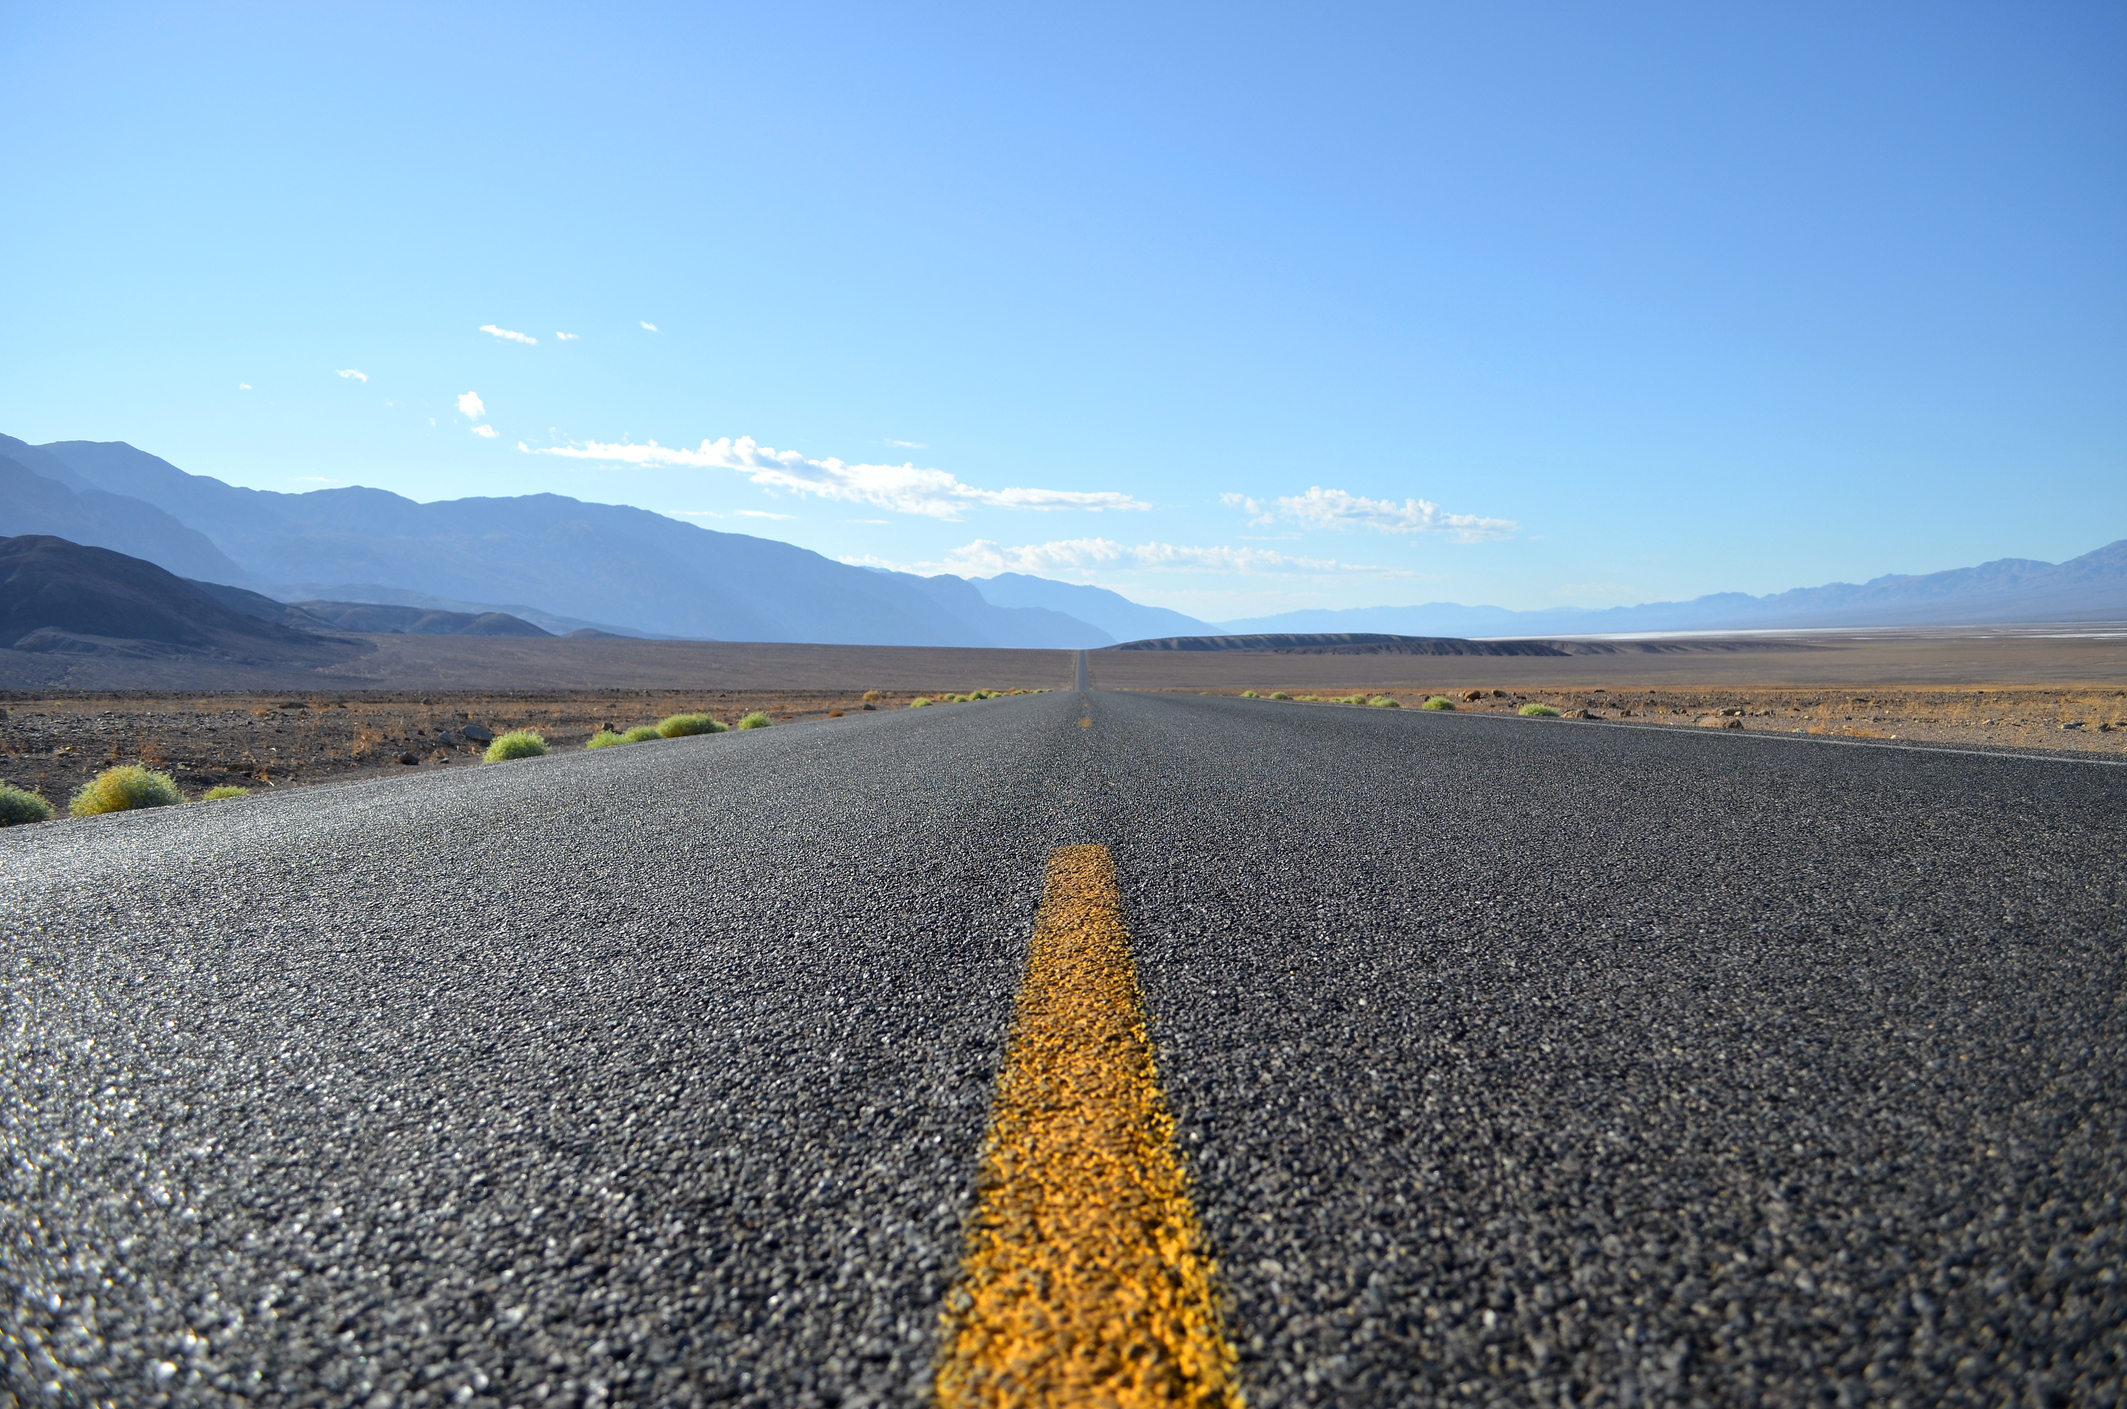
[2061,721,2085,731]
[397,752,419,765]
[1697,715,1742,729]
[461,724,494,742]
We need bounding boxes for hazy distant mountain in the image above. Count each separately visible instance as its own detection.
[261,583,653,638]
[27,439,1109,647]
[187,580,551,638]
[0,436,251,584]
[902,573,1112,648]
[970,573,1212,642]
[1218,540,2127,636]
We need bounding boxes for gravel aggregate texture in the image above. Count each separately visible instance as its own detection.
[4,688,2122,1407]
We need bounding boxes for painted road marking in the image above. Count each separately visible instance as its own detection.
[936,845,1242,1408]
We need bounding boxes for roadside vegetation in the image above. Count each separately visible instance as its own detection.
[585,730,627,749]
[1370,696,1400,708]
[0,783,54,826]
[1421,696,1457,711]
[736,711,772,729]
[910,697,935,707]
[202,785,251,799]
[620,725,663,743]
[69,765,182,816]
[484,730,549,762]
[1519,703,1562,717]
[658,712,725,737]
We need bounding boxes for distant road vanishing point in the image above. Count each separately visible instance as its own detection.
[5,688,2122,1405]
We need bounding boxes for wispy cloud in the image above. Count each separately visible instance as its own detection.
[480,324,537,345]
[336,368,367,383]
[664,509,725,519]
[885,438,928,449]
[640,321,659,332]
[457,391,485,420]
[737,509,796,520]
[555,331,579,341]
[1230,486,1516,542]
[237,382,252,391]
[472,425,499,438]
[527,435,1149,520]
[858,537,1404,577]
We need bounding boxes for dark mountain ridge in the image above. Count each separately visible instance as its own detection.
[0,536,364,665]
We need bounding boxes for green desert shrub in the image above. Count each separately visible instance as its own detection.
[658,712,726,737]
[1370,696,1400,708]
[0,783,55,826]
[69,765,182,817]
[736,711,772,729]
[1240,690,1260,698]
[1421,696,1457,711]
[484,730,549,762]
[201,785,251,800]
[910,697,934,707]
[1269,692,1292,700]
[620,725,663,743]
[585,730,628,749]
[1519,702,1563,717]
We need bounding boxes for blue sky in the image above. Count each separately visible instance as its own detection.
[3,2,2121,620]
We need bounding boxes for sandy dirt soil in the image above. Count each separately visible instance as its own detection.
[0,688,1033,811]
[1089,625,2127,692]
[0,635,1080,692]
[1177,684,2127,758]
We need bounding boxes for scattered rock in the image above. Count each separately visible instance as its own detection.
[1574,709,1603,720]
[397,752,419,765]
[1697,715,1743,729]
[461,724,494,742]
[2062,721,2085,730]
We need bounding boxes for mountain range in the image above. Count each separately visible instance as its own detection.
[1218,540,2127,636]
[1,433,2120,643]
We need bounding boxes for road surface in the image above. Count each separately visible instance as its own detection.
[5,689,2122,1406]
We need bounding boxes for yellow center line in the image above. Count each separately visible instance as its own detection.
[936,845,1243,1408]
[1079,718,1093,728]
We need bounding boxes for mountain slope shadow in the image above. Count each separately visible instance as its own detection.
[0,536,369,666]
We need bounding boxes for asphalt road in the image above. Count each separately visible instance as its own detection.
[5,690,2122,1407]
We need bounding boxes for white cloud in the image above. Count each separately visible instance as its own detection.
[237,381,252,391]
[528,435,1149,520]
[555,331,579,341]
[1239,485,1516,542]
[457,391,485,420]
[860,537,1405,577]
[480,324,537,345]
[885,438,928,449]
[737,509,796,520]
[471,425,499,438]
[665,508,726,519]
[336,368,367,383]
[640,321,659,332]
